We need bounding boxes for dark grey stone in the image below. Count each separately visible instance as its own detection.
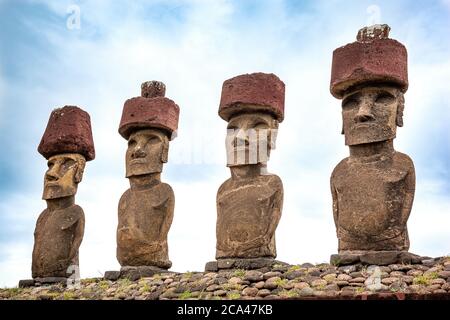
[300,263,314,268]
[18,279,35,288]
[284,270,304,280]
[104,271,121,281]
[120,266,168,281]
[204,261,218,272]
[214,258,286,270]
[330,253,360,266]
[34,277,67,285]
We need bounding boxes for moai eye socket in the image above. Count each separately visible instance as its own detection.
[128,138,136,148]
[342,96,359,111]
[147,136,161,145]
[375,92,395,105]
[62,158,76,170]
[47,160,54,169]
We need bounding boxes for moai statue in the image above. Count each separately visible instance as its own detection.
[116,81,179,278]
[205,73,286,272]
[329,25,419,265]
[23,106,95,287]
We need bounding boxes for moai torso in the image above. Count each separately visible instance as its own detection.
[215,72,286,263]
[34,106,94,279]
[32,205,85,278]
[117,81,180,269]
[329,25,415,257]
[117,182,174,268]
[216,174,283,259]
[331,151,415,251]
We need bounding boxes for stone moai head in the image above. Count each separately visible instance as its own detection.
[218,73,285,167]
[38,106,95,200]
[119,81,180,178]
[330,24,408,146]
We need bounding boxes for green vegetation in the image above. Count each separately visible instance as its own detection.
[275,278,288,288]
[232,269,245,278]
[2,287,21,298]
[98,280,110,290]
[63,291,77,300]
[179,290,193,299]
[280,290,299,298]
[413,272,438,286]
[227,292,241,300]
[288,265,301,272]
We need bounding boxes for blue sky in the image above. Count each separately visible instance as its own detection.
[0,0,449,287]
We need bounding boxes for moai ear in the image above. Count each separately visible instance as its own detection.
[161,135,169,163]
[269,119,279,150]
[74,157,86,184]
[396,93,405,127]
[341,123,345,135]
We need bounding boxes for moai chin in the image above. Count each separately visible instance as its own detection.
[31,106,95,282]
[329,25,418,266]
[116,81,179,272]
[205,73,286,272]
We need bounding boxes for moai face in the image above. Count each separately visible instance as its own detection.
[125,128,169,177]
[226,112,278,166]
[341,85,404,146]
[42,153,86,200]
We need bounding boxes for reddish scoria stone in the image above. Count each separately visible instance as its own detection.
[38,106,95,161]
[118,87,180,139]
[219,72,285,122]
[330,25,408,99]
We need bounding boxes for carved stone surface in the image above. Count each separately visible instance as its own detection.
[330,24,408,99]
[210,73,285,270]
[31,106,94,279]
[205,258,288,272]
[119,82,179,140]
[116,81,179,270]
[38,106,95,161]
[219,72,285,122]
[329,25,416,265]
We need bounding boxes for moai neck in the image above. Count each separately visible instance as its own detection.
[230,163,268,180]
[129,173,161,190]
[349,139,395,160]
[46,195,75,211]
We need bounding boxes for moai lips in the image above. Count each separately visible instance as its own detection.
[329,25,416,266]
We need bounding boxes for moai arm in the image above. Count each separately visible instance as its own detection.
[331,179,339,234]
[154,184,175,247]
[239,178,283,253]
[68,208,85,265]
[330,168,339,236]
[400,160,416,228]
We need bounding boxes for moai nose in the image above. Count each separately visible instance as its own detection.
[234,129,250,147]
[354,103,375,123]
[132,146,147,159]
[45,170,59,181]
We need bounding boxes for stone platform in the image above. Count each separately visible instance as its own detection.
[104,266,171,282]
[3,256,449,300]
[205,258,289,272]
